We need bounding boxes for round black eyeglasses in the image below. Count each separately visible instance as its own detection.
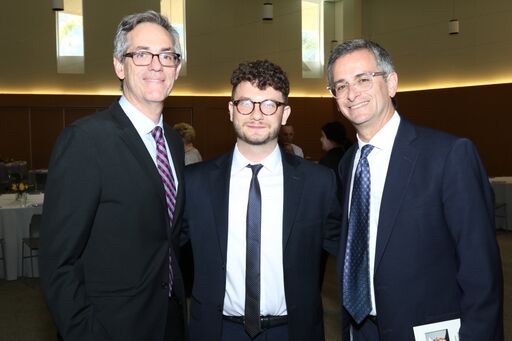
[232,99,286,116]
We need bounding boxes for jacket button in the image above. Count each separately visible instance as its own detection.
[161,281,168,288]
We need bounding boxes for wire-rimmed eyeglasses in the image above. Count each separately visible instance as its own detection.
[232,99,286,116]
[123,50,181,68]
[327,72,386,98]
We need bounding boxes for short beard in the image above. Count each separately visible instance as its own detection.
[233,122,279,146]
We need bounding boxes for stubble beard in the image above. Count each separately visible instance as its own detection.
[233,122,280,146]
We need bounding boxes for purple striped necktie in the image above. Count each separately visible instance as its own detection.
[151,126,177,296]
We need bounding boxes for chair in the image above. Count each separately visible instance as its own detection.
[491,184,508,230]
[21,214,41,278]
[495,201,508,230]
[0,238,6,279]
[0,162,8,193]
[34,172,47,192]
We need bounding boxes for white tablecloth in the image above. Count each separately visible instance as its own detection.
[490,177,512,231]
[0,193,44,280]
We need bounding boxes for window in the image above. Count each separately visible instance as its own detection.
[161,0,187,75]
[301,0,324,78]
[56,0,84,74]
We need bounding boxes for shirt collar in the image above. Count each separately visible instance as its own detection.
[119,96,163,136]
[356,111,401,152]
[231,144,282,175]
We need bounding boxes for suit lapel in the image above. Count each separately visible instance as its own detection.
[374,120,418,271]
[209,152,233,263]
[111,102,169,222]
[282,151,304,251]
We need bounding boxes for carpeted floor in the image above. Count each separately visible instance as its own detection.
[0,231,510,341]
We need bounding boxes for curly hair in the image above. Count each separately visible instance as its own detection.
[230,60,290,102]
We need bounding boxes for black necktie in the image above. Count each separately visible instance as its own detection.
[245,164,263,338]
[343,144,374,324]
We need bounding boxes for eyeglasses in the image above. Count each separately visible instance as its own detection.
[232,99,286,116]
[123,50,181,67]
[327,72,387,98]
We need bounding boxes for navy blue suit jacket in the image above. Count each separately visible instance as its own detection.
[182,148,342,341]
[337,118,503,340]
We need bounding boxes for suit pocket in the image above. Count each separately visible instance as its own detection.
[86,281,138,297]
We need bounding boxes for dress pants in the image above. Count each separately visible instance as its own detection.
[165,296,185,341]
[350,316,380,341]
[221,319,288,341]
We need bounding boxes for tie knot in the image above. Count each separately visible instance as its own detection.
[360,144,374,159]
[151,126,163,141]
[247,164,263,176]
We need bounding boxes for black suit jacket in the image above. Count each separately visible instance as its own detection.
[40,100,186,341]
[182,148,342,341]
[337,118,503,340]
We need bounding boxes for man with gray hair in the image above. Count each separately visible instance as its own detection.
[40,10,186,340]
[328,39,503,340]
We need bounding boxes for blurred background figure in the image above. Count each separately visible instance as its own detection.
[281,142,295,155]
[279,125,304,157]
[173,122,202,165]
[318,121,352,177]
[173,122,201,299]
[318,121,352,290]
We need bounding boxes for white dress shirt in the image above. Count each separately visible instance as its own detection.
[349,112,400,316]
[291,144,304,158]
[223,144,287,316]
[119,96,178,189]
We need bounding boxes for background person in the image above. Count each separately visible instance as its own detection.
[328,39,503,340]
[317,121,352,289]
[278,125,304,157]
[173,122,201,298]
[173,122,202,165]
[318,121,351,176]
[39,10,186,341]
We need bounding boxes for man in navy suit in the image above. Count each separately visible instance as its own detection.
[182,60,341,341]
[327,39,503,340]
[40,11,186,341]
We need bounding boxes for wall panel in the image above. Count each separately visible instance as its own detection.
[1,86,511,177]
[0,107,30,163]
[30,108,64,169]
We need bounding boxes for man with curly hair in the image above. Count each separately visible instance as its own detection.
[181,60,342,341]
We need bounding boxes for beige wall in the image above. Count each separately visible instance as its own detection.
[363,0,512,90]
[0,0,150,94]
[2,0,512,176]
[2,0,512,96]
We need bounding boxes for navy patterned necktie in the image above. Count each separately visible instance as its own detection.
[343,144,374,324]
[245,164,264,338]
[151,126,177,296]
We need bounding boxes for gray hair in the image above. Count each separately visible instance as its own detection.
[113,10,181,62]
[327,39,394,87]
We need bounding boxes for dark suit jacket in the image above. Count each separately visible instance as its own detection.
[182,148,342,341]
[337,118,503,340]
[40,100,186,341]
